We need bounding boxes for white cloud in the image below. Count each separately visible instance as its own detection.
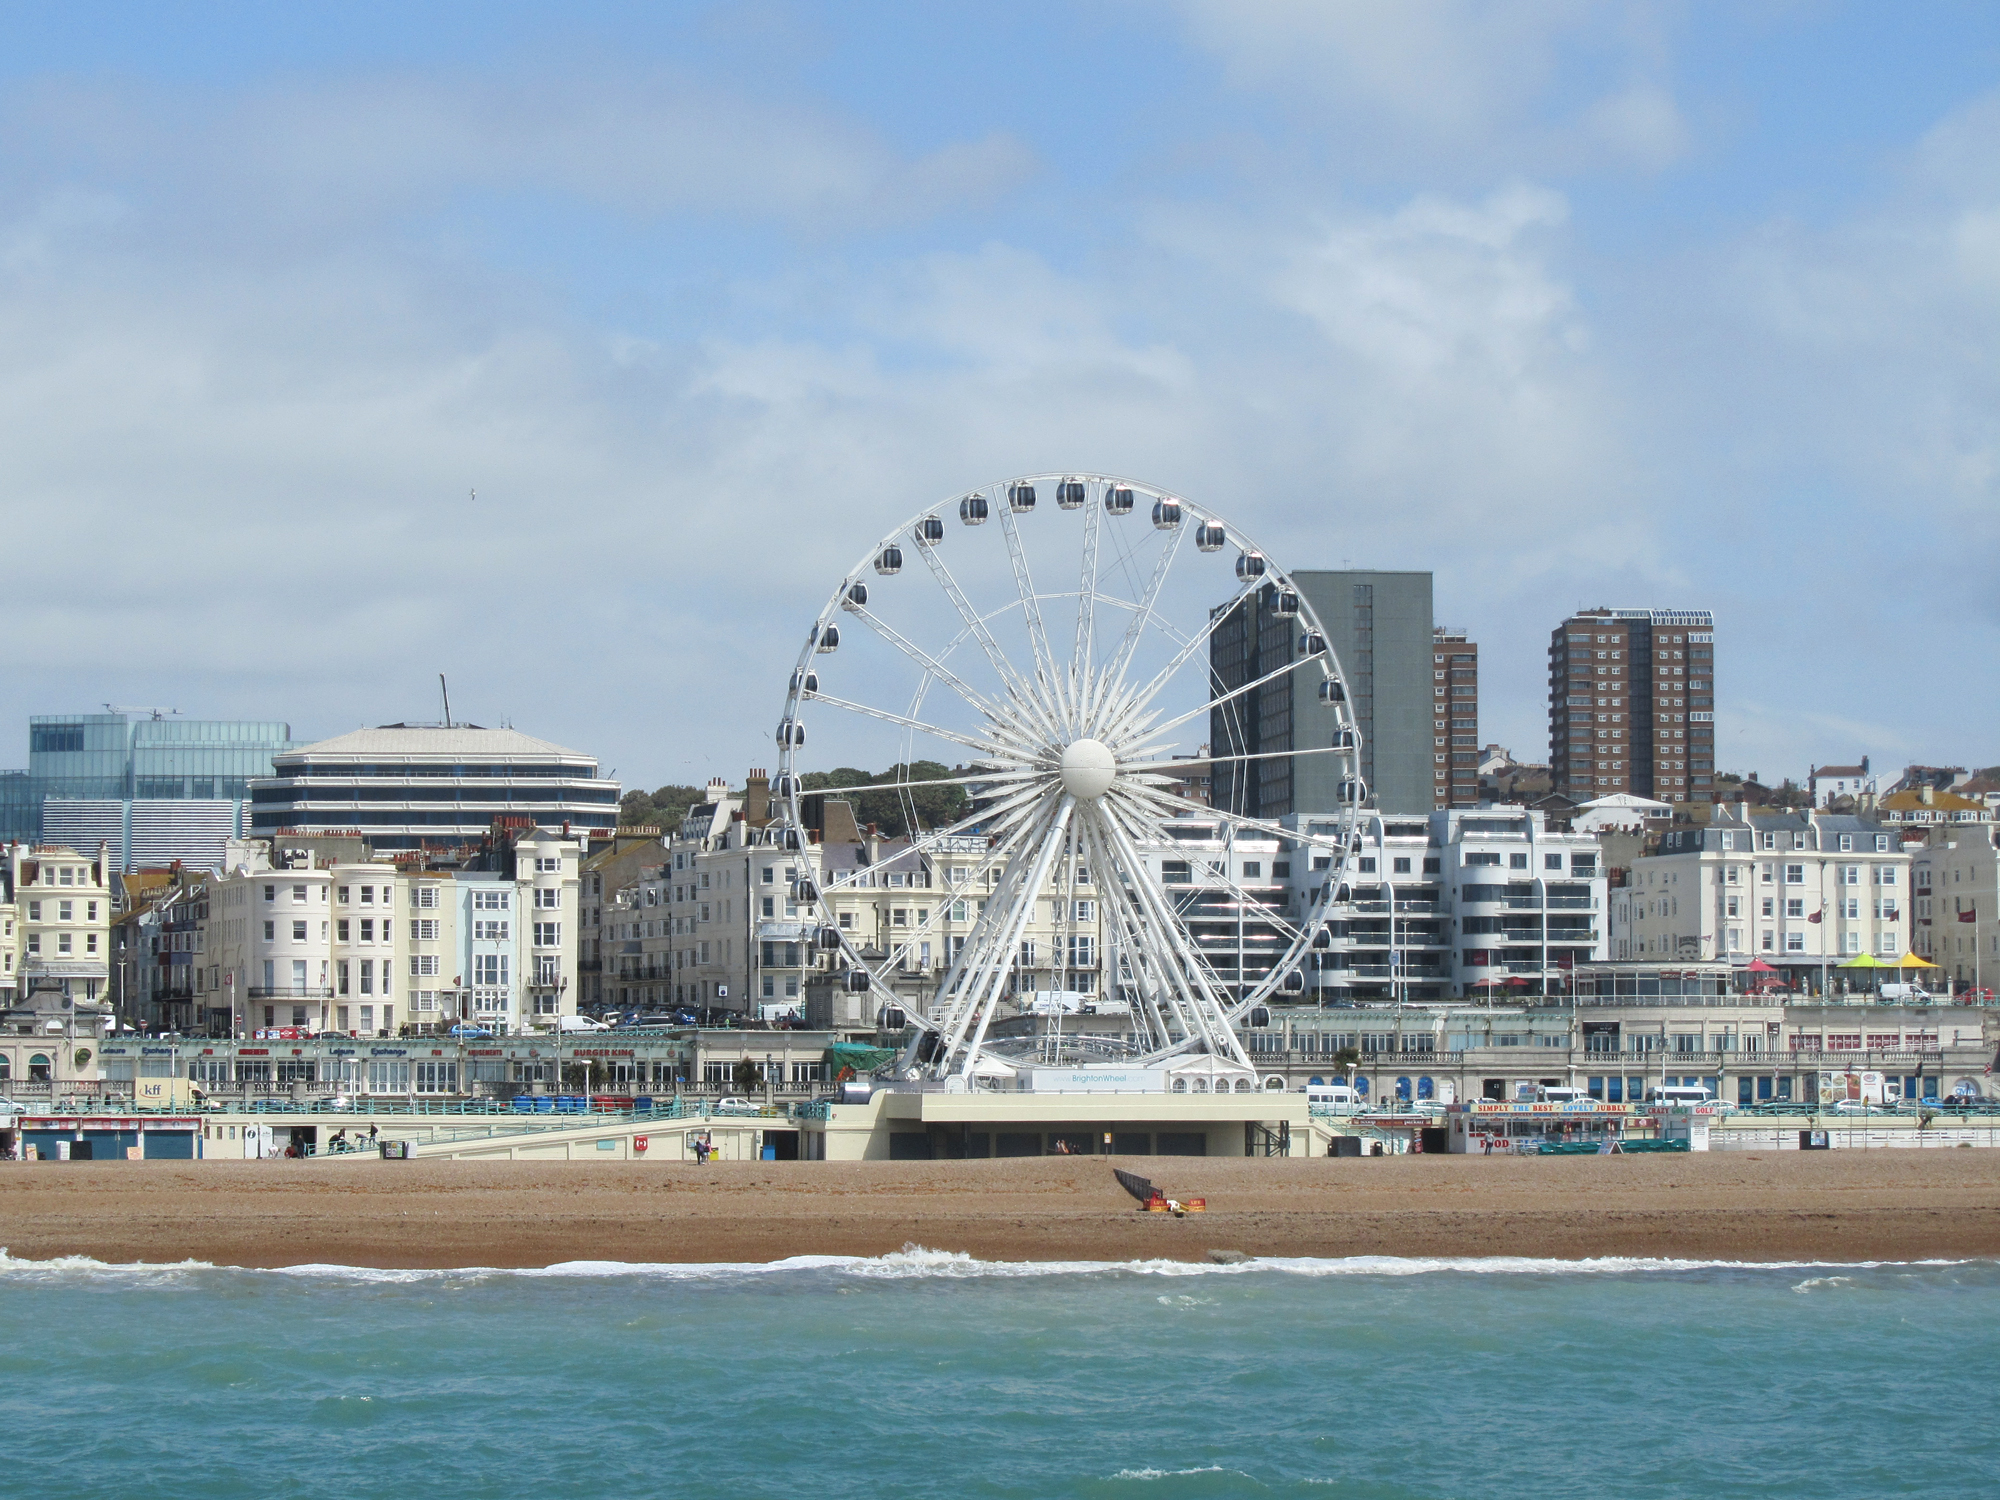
[1171,0,1689,173]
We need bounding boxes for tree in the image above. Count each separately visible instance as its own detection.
[619,783,708,829]
[731,1055,762,1095]
[801,761,966,838]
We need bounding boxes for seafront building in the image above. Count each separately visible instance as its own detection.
[1281,805,1607,1003]
[123,827,585,1035]
[248,724,620,852]
[1611,809,1913,985]
[1911,829,2000,993]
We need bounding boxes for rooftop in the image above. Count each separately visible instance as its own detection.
[276,725,595,765]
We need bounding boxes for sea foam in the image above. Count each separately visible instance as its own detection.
[0,1244,1978,1284]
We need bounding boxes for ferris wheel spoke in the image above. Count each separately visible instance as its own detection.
[1128,647,1329,749]
[995,498,1060,712]
[912,806,1048,1028]
[844,605,1010,724]
[924,807,1058,1055]
[952,795,1076,1077]
[1111,780,1355,863]
[813,780,1050,898]
[812,768,1040,797]
[916,539,1041,708]
[1078,814,1183,1052]
[804,689,1028,761]
[1070,491,1104,702]
[1092,799,1248,1065]
[1100,519,1187,705]
[1098,581,1256,744]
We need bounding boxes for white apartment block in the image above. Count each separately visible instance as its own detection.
[1614,810,1911,983]
[193,828,581,1036]
[1279,807,1607,1001]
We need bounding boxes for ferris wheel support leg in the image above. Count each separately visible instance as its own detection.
[1095,801,1252,1067]
[952,795,1076,1080]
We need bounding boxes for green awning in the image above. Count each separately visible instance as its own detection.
[823,1043,898,1078]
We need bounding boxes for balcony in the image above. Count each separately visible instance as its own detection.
[247,987,336,1000]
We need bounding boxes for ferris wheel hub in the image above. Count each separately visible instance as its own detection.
[1057,738,1118,801]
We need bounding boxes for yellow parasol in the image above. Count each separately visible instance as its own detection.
[1837,953,1885,968]
[1891,952,1939,969]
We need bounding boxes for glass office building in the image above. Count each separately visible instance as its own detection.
[0,713,299,869]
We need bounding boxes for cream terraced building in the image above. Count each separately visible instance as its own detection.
[1613,809,1911,986]
[2,842,113,1007]
[189,829,582,1036]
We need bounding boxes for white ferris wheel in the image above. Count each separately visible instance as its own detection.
[775,474,1362,1082]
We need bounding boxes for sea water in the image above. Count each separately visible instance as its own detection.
[1,1250,1995,1499]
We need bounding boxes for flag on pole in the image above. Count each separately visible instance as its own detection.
[1960,904,1977,924]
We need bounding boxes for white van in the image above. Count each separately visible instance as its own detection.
[1645,1084,1716,1106]
[1303,1083,1360,1109]
[1877,983,1933,1002]
[1537,1086,1593,1105]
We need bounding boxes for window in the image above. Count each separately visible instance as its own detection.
[1875,835,1890,852]
[1760,833,1775,850]
[473,919,508,940]
[411,886,440,909]
[535,857,560,872]
[1784,864,1804,885]
[359,886,374,904]
[1357,857,1376,873]
[1072,900,1095,922]
[1392,857,1413,875]
[1544,854,1562,870]
[761,896,775,917]
[1838,834,1853,852]
[1241,862,1261,878]
[533,922,561,947]
[291,921,308,940]
[1785,899,1804,918]
[292,885,307,904]
[473,954,508,987]
[472,890,510,910]
[1761,898,1774,917]
[359,918,374,942]
[263,920,275,940]
[411,920,439,941]
[1841,865,1860,886]
[535,888,560,909]
[411,955,440,977]
[1786,932,1806,952]
[359,960,374,995]
[57,899,72,921]
[337,919,351,942]
[1878,867,1899,887]
[1509,853,1528,870]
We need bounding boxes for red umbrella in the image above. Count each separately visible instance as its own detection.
[1506,977,1533,987]
[1744,959,1778,973]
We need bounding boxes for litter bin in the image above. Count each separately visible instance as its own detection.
[761,1145,777,1160]
[1328,1136,1363,1158]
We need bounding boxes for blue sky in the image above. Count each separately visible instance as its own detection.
[1,1,1995,790]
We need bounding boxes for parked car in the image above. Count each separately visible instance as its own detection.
[711,1096,759,1114]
